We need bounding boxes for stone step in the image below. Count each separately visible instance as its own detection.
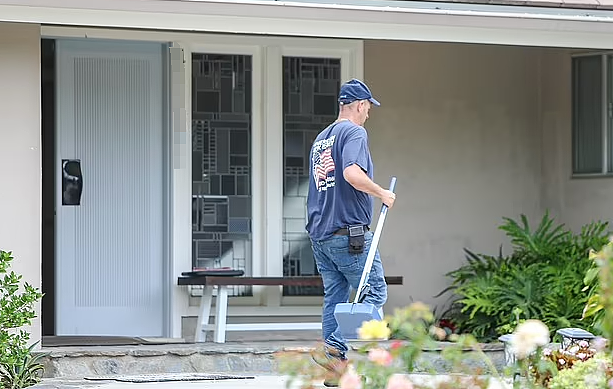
[39,340,507,379]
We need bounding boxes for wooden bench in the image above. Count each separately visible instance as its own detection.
[177,275,404,343]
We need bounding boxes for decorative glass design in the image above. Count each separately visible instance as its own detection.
[192,53,252,297]
[282,57,341,296]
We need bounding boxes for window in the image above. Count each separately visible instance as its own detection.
[572,54,613,175]
[186,38,361,306]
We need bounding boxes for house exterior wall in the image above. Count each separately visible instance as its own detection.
[0,19,605,340]
[363,40,544,312]
[0,22,42,345]
[540,48,613,232]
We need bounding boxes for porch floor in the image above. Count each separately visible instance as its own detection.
[42,329,322,347]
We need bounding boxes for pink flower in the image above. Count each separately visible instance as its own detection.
[608,378,613,389]
[368,348,393,366]
[386,374,414,389]
[390,340,404,350]
[339,365,362,389]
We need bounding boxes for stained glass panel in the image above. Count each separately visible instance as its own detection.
[192,53,252,297]
[282,56,341,296]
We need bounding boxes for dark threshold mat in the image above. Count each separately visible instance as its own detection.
[84,373,255,383]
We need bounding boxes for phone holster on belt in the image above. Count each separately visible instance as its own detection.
[348,225,365,254]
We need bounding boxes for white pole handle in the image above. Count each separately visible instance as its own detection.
[353,176,396,304]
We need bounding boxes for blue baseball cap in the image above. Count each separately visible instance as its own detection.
[338,78,381,106]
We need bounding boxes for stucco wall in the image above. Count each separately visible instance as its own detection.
[363,41,543,312]
[540,48,613,232]
[0,22,42,345]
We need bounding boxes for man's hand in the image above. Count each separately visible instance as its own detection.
[380,189,396,208]
[344,164,397,208]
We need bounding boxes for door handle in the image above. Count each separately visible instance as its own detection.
[62,159,83,206]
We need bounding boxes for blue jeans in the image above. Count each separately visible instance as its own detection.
[311,231,388,357]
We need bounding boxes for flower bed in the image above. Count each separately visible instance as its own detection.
[276,238,613,389]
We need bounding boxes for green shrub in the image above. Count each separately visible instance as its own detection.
[438,212,610,341]
[0,250,45,389]
[0,344,46,389]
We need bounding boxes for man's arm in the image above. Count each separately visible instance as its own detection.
[343,164,396,208]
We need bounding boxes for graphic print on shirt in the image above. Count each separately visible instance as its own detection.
[312,135,336,192]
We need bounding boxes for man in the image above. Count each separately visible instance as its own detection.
[306,78,396,387]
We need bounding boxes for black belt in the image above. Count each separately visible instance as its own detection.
[334,225,369,235]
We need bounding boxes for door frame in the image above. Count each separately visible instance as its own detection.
[42,25,363,336]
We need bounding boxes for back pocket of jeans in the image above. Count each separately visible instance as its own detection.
[327,244,362,272]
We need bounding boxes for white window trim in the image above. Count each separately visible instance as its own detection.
[41,25,364,333]
[182,41,265,307]
[264,46,364,266]
[274,44,363,306]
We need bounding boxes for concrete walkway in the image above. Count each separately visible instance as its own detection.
[33,376,304,389]
[32,374,514,389]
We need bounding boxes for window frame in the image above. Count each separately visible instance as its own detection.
[572,52,613,177]
[185,43,263,305]
[269,44,364,305]
[182,38,363,307]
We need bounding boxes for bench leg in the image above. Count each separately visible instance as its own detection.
[195,286,213,342]
[214,285,229,343]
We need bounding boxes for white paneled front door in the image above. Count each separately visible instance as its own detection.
[55,39,166,336]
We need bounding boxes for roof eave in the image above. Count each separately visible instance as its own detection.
[2,0,613,49]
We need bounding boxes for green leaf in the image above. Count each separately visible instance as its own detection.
[582,294,604,319]
[439,213,611,341]
[584,267,600,285]
[0,250,45,384]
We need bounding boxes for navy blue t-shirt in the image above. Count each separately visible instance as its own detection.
[306,120,374,242]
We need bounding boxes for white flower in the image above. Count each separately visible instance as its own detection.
[579,340,589,348]
[584,374,601,388]
[510,320,550,359]
[559,359,566,365]
[577,353,588,360]
[598,360,609,372]
[592,337,608,352]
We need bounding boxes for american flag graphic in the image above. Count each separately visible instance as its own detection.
[314,147,335,181]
